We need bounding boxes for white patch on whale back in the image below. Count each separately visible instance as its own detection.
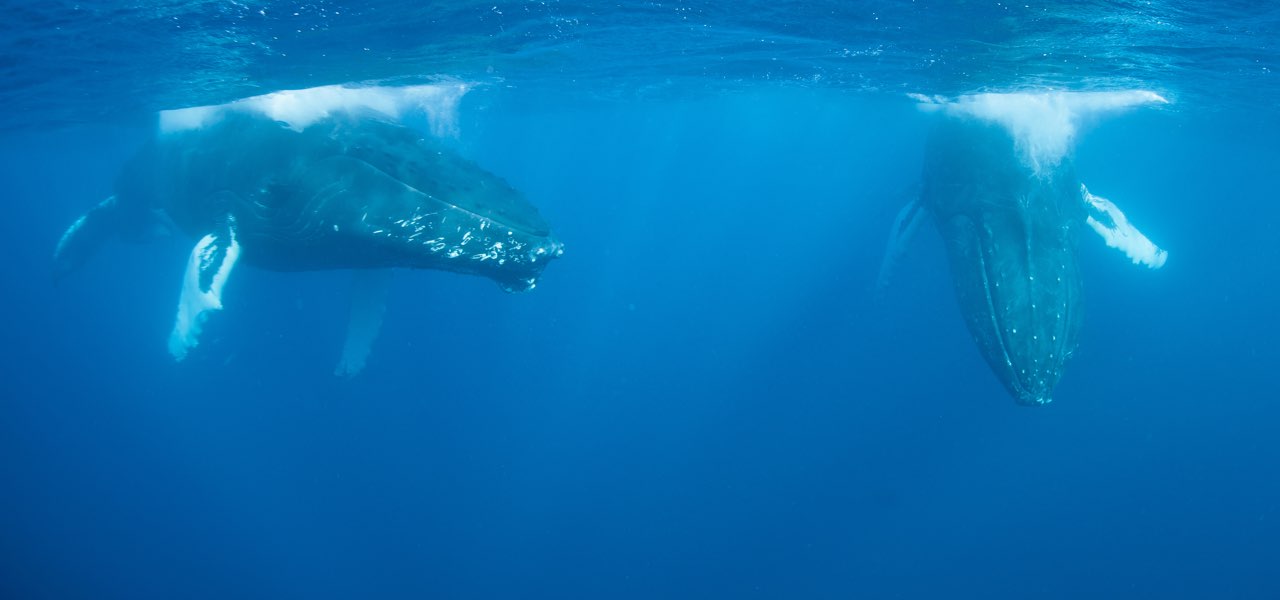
[168,226,241,361]
[1081,185,1168,269]
[912,90,1168,174]
[159,82,471,137]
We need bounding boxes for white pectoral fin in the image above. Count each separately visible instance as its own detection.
[876,197,927,294]
[1081,185,1168,269]
[168,219,241,361]
[334,269,393,378]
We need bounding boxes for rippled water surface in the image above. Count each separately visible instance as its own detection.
[3,1,1277,128]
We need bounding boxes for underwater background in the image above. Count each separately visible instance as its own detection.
[2,1,1278,598]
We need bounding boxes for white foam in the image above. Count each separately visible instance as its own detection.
[914,90,1168,173]
[168,227,241,361]
[1081,185,1167,269]
[159,82,471,137]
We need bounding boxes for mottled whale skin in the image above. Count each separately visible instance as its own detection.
[921,118,1084,405]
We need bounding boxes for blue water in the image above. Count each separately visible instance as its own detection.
[2,2,1279,598]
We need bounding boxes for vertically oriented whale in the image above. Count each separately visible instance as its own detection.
[55,83,564,375]
[878,91,1168,405]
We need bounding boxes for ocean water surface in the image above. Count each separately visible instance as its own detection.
[1,2,1278,598]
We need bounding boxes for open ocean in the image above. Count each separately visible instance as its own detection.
[2,2,1278,598]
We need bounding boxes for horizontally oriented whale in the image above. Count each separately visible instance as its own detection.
[878,91,1168,405]
[55,84,563,375]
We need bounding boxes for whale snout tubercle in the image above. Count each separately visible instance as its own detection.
[1016,392,1054,407]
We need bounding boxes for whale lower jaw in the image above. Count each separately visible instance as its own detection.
[937,199,1083,407]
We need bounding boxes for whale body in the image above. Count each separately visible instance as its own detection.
[880,91,1168,405]
[55,84,563,375]
[923,118,1086,405]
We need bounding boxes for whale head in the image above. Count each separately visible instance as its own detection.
[923,118,1085,406]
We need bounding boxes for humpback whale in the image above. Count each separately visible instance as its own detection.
[879,91,1168,405]
[55,84,563,375]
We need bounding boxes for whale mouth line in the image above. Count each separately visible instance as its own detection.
[426,192,549,240]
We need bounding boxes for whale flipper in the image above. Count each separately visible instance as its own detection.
[169,216,241,361]
[334,269,393,378]
[54,196,121,282]
[876,197,928,296]
[1081,185,1168,269]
